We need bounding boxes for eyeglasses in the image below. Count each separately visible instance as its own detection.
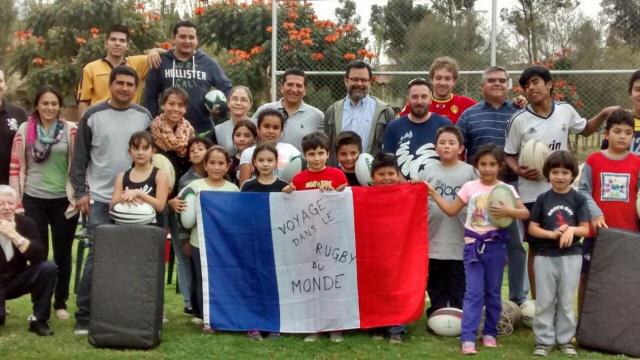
[486,78,508,84]
[347,77,370,83]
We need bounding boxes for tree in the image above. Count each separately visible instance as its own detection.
[369,0,428,61]
[601,0,640,49]
[8,0,165,103]
[0,0,17,69]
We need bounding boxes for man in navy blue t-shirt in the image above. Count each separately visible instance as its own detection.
[383,78,452,179]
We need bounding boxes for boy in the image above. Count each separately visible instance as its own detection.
[284,131,347,342]
[504,65,617,297]
[285,131,348,192]
[578,109,640,311]
[423,126,476,317]
[335,131,363,186]
[601,70,640,154]
[167,136,213,322]
[528,151,590,357]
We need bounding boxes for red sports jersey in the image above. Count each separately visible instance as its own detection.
[292,166,348,190]
[399,94,477,124]
[585,151,640,232]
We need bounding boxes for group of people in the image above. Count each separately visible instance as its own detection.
[0,19,638,358]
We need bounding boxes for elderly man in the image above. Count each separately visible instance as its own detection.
[0,185,56,336]
[324,60,395,164]
[253,68,323,151]
[456,66,528,305]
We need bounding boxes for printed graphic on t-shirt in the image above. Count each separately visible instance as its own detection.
[546,205,574,228]
[126,184,153,194]
[600,172,630,201]
[433,178,461,200]
[6,118,18,131]
[395,131,439,179]
[304,180,332,189]
[470,193,490,229]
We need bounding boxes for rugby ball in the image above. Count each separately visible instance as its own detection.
[178,187,197,229]
[109,202,156,225]
[152,153,175,190]
[280,154,307,182]
[204,89,227,112]
[519,139,550,180]
[478,300,522,336]
[355,153,374,186]
[488,184,517,228]
[427,307,463,337]
[520,299,535,328]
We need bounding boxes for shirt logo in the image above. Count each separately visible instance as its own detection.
[6,118,18,131]
[600,172,630,202]
[527,127,537,135]
[451,105,459,114]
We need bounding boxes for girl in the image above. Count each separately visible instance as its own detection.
[214,86,253,153]
[9,85,78,320]
[228,120,257,185]
[167,136,213,318]
[428,144,529,355]
[182,146,240,332]
[111,132,170,226]
[238,109,300,185]
[241,143,287,340]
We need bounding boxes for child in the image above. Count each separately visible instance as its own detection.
[284,131,347,343]
[428,144,529,355]
[368,152,412,344]
[423,126,477,317]
[228,120,257,185]
[238,109,300,185]
[182,146,240,332]
[528,150,590,357]
[284,131,348,193]
[335,131,363,186]
[240,143,287,341]
[578,109,640,311]
[241,143,288,193]
[110,131,170,226]
[167,136,213,318]
[601,70,640,154]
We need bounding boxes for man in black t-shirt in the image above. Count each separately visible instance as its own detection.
[0,70,27,185]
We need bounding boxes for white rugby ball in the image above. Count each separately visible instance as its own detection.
[427,307,463,337]
[355,153,374,186]
[280,154,307,182]
[204,89,226,112]
[109,202,156,225]
[519,139,550,180]
[520,299,535,328]
[152,153,175,190]
[178,187,197,230]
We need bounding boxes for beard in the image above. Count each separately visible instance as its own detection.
[348,86,368,102]
[410,103,429,118]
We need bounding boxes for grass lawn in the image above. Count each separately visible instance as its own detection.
[0,137,616,359]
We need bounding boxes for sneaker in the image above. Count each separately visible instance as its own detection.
[389,334,403,344]
[304,333,320,342]
[73,323,89,336]
[29,320,53,336]
[266,332,281,340]
[461,341,477,355]
[558,343,578,357]
[533,344,552,357]
[330,331,344,343]
[183,307,194,316]
[202,324,216,334]
[191,317,203,325]
[247,330,263,341]
[482,335,497,347]
[55,309,70,320]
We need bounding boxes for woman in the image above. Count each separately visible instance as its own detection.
[214,86,253,154]
[9,85,78,320]
[149,86,196,315]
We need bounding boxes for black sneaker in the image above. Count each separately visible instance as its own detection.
[74,322,89,336]
[29,320,54,336]
[183,307,195,316]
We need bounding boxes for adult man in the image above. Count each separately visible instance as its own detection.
[71,66,153,335]
[0,70,27,185]
[253,68,323,151]
[324,61,395,163]
[0,185,57,336]
[400,57,476,124]
[76,25,162,115]
[144,20,232,136]
[456,66,528,305]
[383,78,452,180]
[504,65,617,297]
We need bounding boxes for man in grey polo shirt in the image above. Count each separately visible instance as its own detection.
[253,68,323,151]
[70,66,152,335]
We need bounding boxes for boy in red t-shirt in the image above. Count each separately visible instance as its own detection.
[578,108,640,311]
[284,131,348,193]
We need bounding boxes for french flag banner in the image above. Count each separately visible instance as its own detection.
[196,184,428,333]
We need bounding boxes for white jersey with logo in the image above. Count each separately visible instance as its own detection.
[504,101,586,203]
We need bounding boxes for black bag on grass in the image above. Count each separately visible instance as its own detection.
[89,224,166,349]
